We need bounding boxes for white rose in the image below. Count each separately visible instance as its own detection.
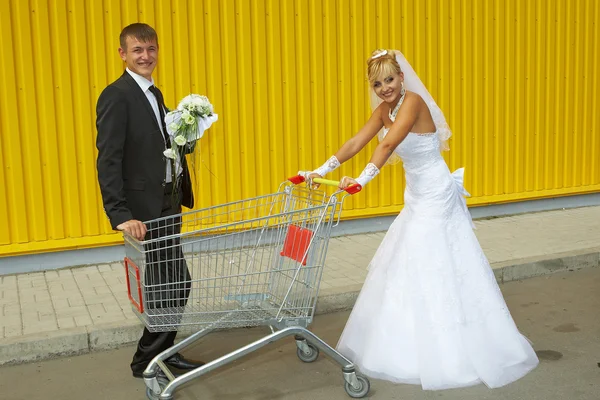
[184,103,197,113]
[168,122,179,132]
[177,96,189,111]
[178,95,196,110]
[192,95,206,106]
[201,104,213,116]
[182,111,195,125]
[174,135,187,146]
[163,148,177,159]
[201,99,214,115]
[177,94,214,117]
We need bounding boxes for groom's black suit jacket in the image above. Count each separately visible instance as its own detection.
[96,71,193,229]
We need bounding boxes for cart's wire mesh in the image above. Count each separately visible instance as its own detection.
[123,185,340,332]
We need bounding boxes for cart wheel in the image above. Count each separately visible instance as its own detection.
[146,376,170,400]
[344,375,370,398]
[296,342,319,363]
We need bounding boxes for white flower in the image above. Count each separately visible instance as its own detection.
[171,93,217,141]
[182,111,195,125]
[178,94,214,117]
[174,135,187,146]
[165,111,182,137]
[163,148,177,159]
[168,122,179,133]
[177,95,195,111]
[194,96,213,116]
[192,95,207,106]
[183,103,196,113]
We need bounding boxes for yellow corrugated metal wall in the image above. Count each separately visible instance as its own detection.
[1,0,598,257]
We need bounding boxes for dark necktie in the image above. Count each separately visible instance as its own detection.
[148,85,171,148]
[148,85,175,182]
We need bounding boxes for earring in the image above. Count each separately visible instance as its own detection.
[400,81,406,96]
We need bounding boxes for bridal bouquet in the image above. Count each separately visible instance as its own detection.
[163,94,218,161]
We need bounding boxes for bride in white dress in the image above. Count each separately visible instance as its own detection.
[306,49,538,390]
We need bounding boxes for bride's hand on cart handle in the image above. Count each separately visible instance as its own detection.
[289,173,362,195]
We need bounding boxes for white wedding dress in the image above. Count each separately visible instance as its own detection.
[336,129,539,390]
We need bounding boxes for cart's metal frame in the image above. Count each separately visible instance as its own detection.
[123,179,370,399]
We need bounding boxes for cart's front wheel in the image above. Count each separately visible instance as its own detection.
[344,375,370,398]
[296,342,319,363]
[146,376,170,400]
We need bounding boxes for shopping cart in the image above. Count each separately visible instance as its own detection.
[123,176,370,399]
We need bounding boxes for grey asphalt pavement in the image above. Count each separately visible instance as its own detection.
[1,268,598,400]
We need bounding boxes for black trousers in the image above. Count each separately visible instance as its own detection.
[131,184,192,374]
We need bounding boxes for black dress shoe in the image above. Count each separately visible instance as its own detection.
[165,353,205,371]
[132,369,175,379]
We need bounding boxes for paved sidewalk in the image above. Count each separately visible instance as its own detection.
[1,206,599,365]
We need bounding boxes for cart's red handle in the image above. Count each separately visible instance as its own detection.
[288,174,362,195]
[288,174,307,185]
[343,183,363,195]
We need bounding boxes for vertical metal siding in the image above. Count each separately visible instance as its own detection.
[0,0,598,257]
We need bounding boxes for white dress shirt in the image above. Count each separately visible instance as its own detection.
[126,68,181,183]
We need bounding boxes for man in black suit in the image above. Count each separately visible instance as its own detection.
[96,23,203,378]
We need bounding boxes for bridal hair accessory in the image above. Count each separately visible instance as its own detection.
[371,50,388,59]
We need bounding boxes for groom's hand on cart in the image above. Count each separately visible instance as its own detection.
[117,219,147,241]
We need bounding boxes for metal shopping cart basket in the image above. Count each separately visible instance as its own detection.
[123,176,370,399]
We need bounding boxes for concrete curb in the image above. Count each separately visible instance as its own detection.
[492,248,600,283]
[0,327,89,365]
[2,248,598,366]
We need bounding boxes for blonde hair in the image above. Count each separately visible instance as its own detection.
[367,49,402,84]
